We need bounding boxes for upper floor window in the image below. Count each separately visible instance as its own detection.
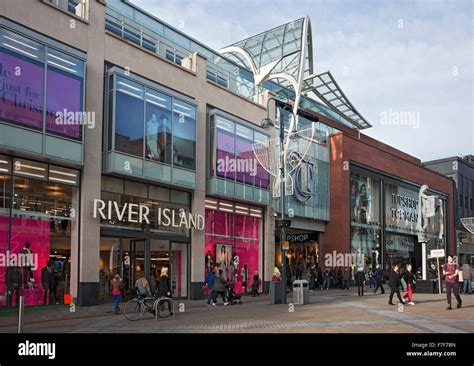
[108,73,197,171]
[209,113,270,189]
[0,28,85,140]
[47,0,89,20]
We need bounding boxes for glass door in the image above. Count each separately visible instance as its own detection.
[128,239,146,298]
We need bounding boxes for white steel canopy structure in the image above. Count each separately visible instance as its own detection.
[219,16,371,130]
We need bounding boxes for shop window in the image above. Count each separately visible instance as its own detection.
[0,30,45,130]
[45,49,84,139]
[114,77,145,157]
[350,227,381,270]
[204,199,262,294]
[350,173,381,226]
[145,91,172,164]
[210,114,270,189]
[0,28,85,140]
[107,72,197,171]
[0,176,79,307]
[172,101,196,170]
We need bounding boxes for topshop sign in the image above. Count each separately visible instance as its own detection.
[93,199,204,230]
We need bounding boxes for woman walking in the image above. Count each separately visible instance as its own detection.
[402,264,416,305]
[388,264,405,306]
[156,267,173,315]
[110,274,122,314]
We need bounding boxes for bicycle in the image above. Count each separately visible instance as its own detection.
[123,293,156,321]
[123,292,175,321]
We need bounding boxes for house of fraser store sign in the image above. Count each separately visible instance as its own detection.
[93,199,204,230]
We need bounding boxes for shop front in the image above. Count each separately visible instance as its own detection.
[349,166,447,279]
[204,198,263,294]
[96,176,202,300]
[0,155,80,307]
[275,231,319,276]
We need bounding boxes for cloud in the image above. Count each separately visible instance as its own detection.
[132,0,473,160]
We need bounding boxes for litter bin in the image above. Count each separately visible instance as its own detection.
[270,281,282,304]
[293,280,309,304]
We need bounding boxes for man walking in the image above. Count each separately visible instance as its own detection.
[355,267,365,296]
[443,255,462,310]
[388,264,405,306]
[373,264,385,294]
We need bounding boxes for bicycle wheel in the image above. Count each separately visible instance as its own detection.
[156,298,174,318]
[123,299,145,321]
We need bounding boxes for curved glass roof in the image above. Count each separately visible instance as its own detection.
[220,17,312,90]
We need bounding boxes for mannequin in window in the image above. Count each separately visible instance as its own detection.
[21,242,34,289]
[146,113,160,160]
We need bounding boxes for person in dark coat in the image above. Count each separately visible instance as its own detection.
[251,271,261,297]
[355,267,366,296]
[41,261,56,305]
[373,264,385,294]
[155,266,173,315]
[429,263,438,294]
[388,264,405,305]
[156,266,172,298]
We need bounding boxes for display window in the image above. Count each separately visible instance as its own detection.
[0,27,85,140]
[204,198,262,294]
[0,157,80,307]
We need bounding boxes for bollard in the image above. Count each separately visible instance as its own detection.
[17,295,24,334]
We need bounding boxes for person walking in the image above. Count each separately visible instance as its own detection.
[110,274,122,314]
[342,266,350,290]
[212,269,228,306]
[388,264,405,306]
[429,263,439,294]
[443,255,462,310]
[322,268,330,290]
[251,271,261,297]
[461,261,472,294]
[355,267,365,296]
[337,266,343,289]
[402,264,416,305]
[205,267,216,306]
[373,264,385,294]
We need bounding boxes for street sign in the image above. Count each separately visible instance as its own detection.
[430,249,445,258]
[282,241,289,251]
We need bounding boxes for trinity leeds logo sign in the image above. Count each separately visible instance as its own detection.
[93,199,204,230]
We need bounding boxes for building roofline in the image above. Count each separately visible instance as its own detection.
[423,156,474,169]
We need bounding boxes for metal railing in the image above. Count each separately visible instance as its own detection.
[105,8,262,103]
[105,9,191,69]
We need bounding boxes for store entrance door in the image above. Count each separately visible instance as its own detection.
[127,239,147,297]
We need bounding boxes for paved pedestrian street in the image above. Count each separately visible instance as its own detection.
[1,289,473,333]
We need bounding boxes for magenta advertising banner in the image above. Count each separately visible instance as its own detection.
[0,51,44,129]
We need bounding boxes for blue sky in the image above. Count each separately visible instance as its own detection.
[132,0,473,162]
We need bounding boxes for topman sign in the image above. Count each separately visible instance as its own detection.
[93,199,204,230]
